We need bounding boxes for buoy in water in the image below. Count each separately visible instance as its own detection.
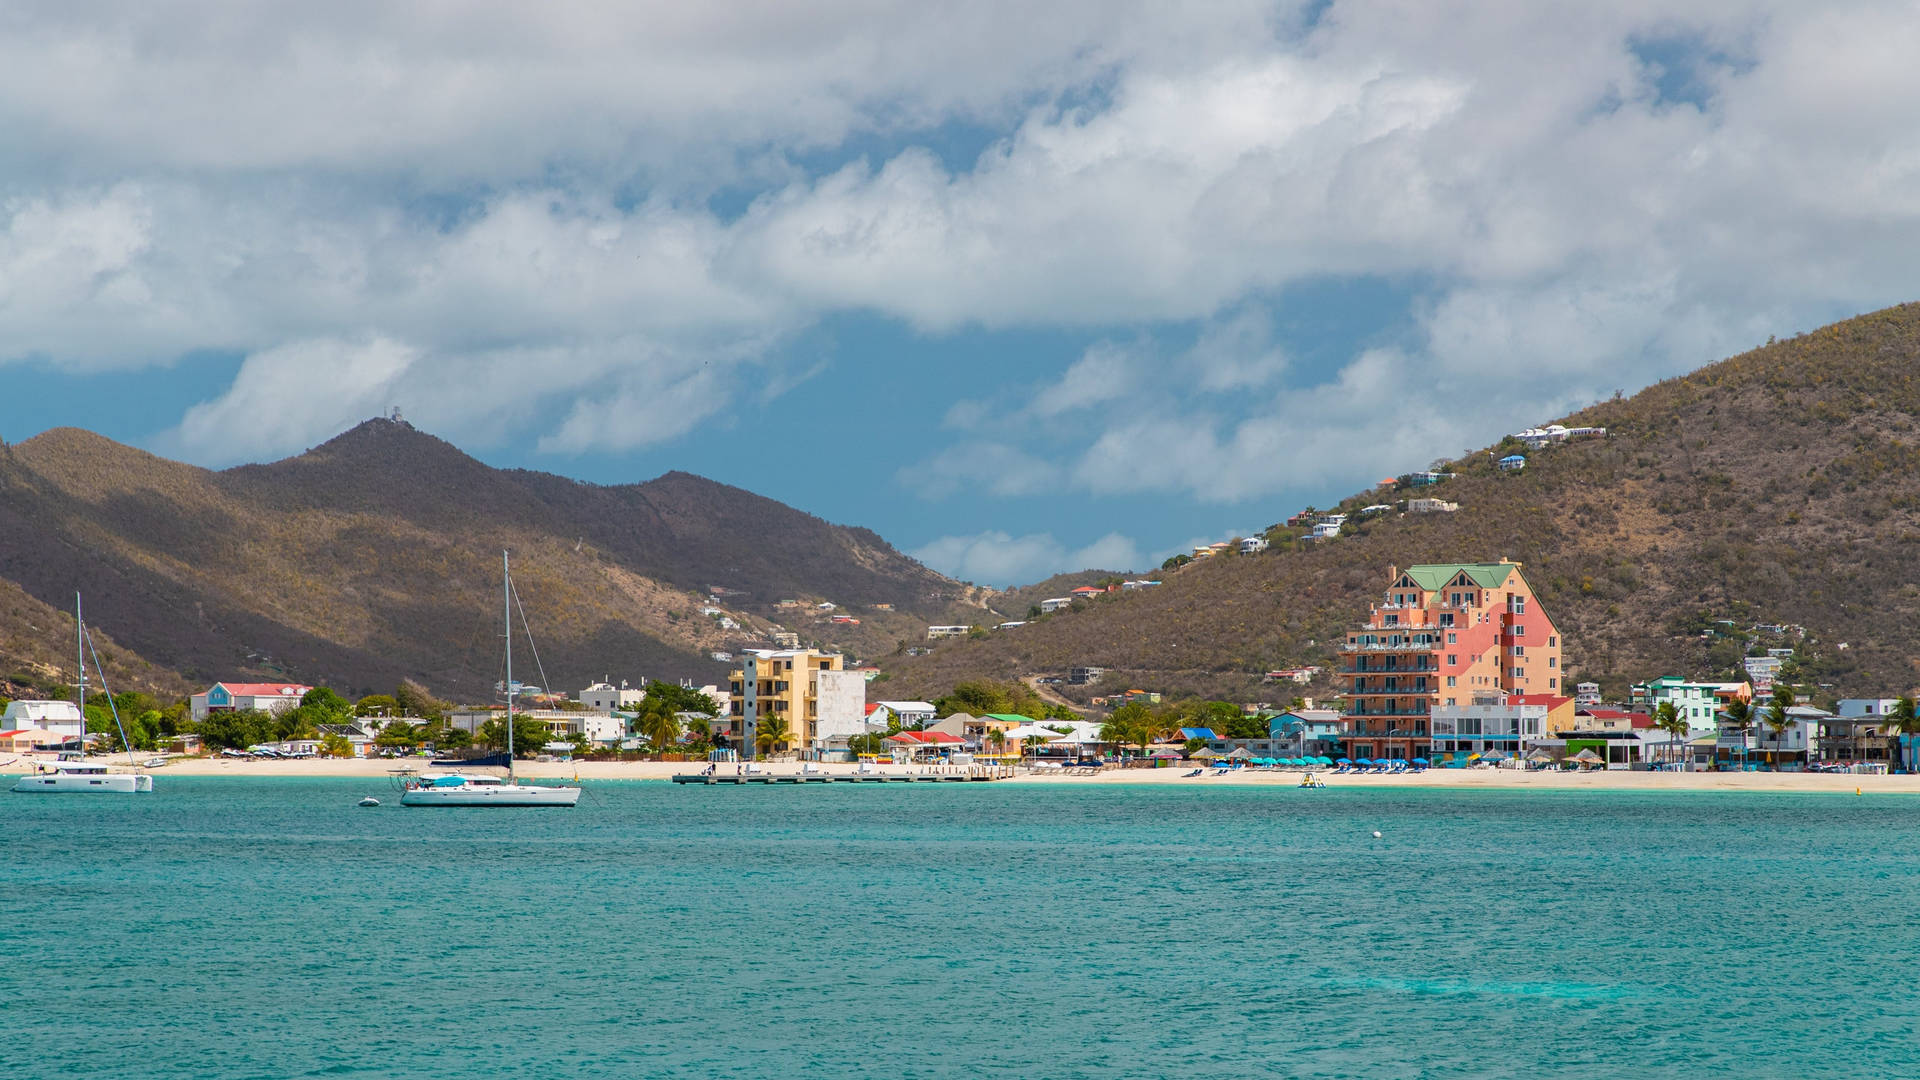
[1372,830,1383,838]
[358,797,380,807]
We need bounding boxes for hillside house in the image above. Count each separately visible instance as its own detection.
[995,621,1027,630]
[925,625,970,640]
[1264,666,1321,684]
[1406,498,1459,514]
[1120,579,1162,590]
[1497,455,1526,472]
[830,615,860,625]
[191,682,314,723]
[1239,536,1269,554]
[1408,470,1452,487]
[1040,597,1073,613]
[1743,655,1784,691]
[1575,681,1601,707]
[1071,586,1109,598]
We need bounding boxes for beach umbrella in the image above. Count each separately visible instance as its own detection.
[1572,748,1602,763]
[1335,757,1352,765]
[1226,746,1254,759]
[1192,747,1221,759]
[1316,756,1334,766]
[1481,749,1508,761]
[1412,757,1429,766]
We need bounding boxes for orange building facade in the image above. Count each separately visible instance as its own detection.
[1337,560,1563,762]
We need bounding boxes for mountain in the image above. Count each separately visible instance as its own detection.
[0,419,981,701]
[882,302,1920,706]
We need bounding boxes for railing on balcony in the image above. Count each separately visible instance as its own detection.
[1342,640,1442,652]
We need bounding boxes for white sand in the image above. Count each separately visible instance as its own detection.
[3,755,1910,793]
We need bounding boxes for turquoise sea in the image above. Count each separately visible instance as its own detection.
[3,778,1917,1079]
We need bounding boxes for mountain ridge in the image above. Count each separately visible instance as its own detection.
[876,302,1920,706]
[0,419,977,701]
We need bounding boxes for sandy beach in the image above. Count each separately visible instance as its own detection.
[2,754,1913,792]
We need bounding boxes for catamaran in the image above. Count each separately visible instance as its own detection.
[11,595,154,794]
[401,552,579,807]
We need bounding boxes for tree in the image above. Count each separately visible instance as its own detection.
[354,694,399,718]
[1721,698,1754,767]
[1886,696,1920,771]
[755,715,792,758]
[847,732,884,757]
[1761,686,1797,767]
[319,733,354,758]
[301,687,352,718]
[987,728,1007,756]
[199,709,275,751]
[479,715,553,758]
[637,705,682,753]
[642,681,719,715]
[394,679,447,722]
[1653,701,1687,766]
[434,726,472,751]
[375,721,420,750]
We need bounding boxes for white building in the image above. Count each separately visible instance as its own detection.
[813,669,869,754]
[870,701,937,728]
[1039,597,1073,613]
[1406,498,1459,514]
[579,680,645,712]
[1743,655,1784,692]
[190,682,314,722]
[925,625,971,640]
[1429,695,1553,758]
[1838,698,1903,719]
[0,700,86,741]
[1238,536,1269,554]
[1574,682,1602,707]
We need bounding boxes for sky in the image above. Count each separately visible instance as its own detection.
[4,1,1920,586]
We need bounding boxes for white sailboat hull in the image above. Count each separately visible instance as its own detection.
[12,772,153,793]
[400,784,579,807]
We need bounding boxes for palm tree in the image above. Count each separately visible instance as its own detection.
[1653,701,1687,767]
[1885,696,1920,772]
[987,728,1007,758]
[1761,686,1796,768]
[756,714,792,759]
[1720,698,1754,768]
[637,706,681,756]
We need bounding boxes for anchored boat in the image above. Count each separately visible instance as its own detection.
[400,551,580,808]
[11,594,153,795]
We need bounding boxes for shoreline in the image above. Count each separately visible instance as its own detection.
[2,755,1912,792]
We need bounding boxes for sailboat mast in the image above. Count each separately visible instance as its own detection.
[504,550,514,781]
[75,593,85,760]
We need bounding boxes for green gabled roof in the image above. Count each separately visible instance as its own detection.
[1400,562,1519,591]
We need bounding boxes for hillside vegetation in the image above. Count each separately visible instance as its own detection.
[0,419,980,701]
[882,302,1920,705]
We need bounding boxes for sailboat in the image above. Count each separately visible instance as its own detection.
[401,552,580,807]
[11,595,154,794]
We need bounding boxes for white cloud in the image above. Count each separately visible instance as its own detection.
[912,530,1142,587]
[897,443,1064,499]
[5,0,1920,504]
[162,336,418,462]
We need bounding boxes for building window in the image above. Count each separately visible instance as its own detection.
[1512,667,1523,679]
[1513,625,1524,636]
[1548,657,1557,668]
[1548,636,1556,647]
[1513,645,1525,656]
[1447,633,1457,645]
[1446,676,1456,687]
[1510,595,1526,614]
[1549,679,1557,689]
